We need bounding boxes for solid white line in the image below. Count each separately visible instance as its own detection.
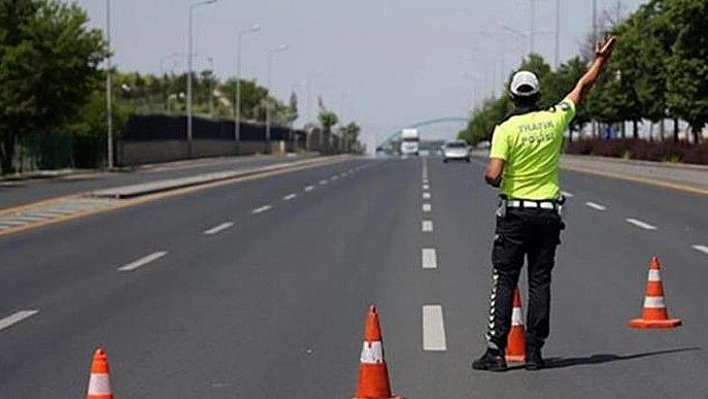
[203,222,234,235]
[304,185,315,192]
[422,305,447,351]
[422,220,434,232]
[118,251,167,272]
[626,218,658,230]
[252,205,273,214]
[585,201,607,211]
[561,191,575,198]
[423,192,431,199]
[0,310,39,332]
[692,245,708,255]
[283,193,297,201]
[423,203,432,213]
[422,248,438,269]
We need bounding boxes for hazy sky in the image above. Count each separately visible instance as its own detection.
[74,0,646,148]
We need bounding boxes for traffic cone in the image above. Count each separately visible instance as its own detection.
[86,348,114,399]
[506,286,526,362]
[629,256,682,329]
[354,306,403,399]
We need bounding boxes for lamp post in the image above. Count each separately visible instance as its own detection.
[105,0,113,169]
[235,24,261,151]
[187,0,217,158]
[265,44,289,154]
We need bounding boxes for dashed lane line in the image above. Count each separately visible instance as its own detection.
[0,310,39,332]
[626,218,658,230]
[304,185,315,192]
[692,245,708,255]
[422,220,434,232]
[117,251,168,272]
[203,222,234,235]
[422,305,447,351]
[422,248,438,269]
[283,194,297,201]
[319,180,328,186]
[561,191,575,198]
[423,184,430,190]
[423,192,431,200]
[252,205,273,214]
[585,202,607,211]
[422,203,432,213]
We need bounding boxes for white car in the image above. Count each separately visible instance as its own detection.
[442,140,471,163]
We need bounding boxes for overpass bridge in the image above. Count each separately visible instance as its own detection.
[375,117,469,155]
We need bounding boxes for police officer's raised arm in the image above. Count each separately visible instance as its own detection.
[567,35,617,106]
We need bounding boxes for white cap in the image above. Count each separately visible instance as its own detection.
[509,71,540,96]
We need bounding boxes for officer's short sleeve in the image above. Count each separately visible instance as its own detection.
[555,97,577,127]
[489,125,508,160]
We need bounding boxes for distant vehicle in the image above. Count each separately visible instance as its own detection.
[442,140,471,163]
[400,129,420,156]
[476,140,491,149]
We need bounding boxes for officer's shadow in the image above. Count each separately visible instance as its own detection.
[536,347,700,369]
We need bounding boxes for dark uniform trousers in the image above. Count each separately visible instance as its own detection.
[485,205,564,352]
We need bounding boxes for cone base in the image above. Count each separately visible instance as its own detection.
[628,318,682,329]
[505,354,526,362]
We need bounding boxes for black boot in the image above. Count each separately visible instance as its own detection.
[472,348,507,372]
[525,347,545,370]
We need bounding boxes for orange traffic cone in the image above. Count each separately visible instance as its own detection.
[354,306,403,399]
[86,348,114,399]
[629,256,682,329]
[506,286,526,362]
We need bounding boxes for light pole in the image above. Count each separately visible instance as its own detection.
[105,0,113,169]
[265,44,289,154]
[187,0,217,158]
[207,57,214,117]
[235,24,261,151]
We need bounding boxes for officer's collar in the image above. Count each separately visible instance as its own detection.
[499,104,540,124]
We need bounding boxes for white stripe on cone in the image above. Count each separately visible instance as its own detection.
[511,307,524,326]
[644,296,667,308]
[360,341,384,364]
[87,373,112,395]
[648,269,661,282]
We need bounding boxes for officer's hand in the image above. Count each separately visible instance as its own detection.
[594,35,617,60]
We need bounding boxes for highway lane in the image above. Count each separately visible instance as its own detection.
[0,155,706,397]
[0,154,320,210]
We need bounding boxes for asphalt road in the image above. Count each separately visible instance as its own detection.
[0,156,706,398]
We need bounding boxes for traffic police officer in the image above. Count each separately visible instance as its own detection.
[473,36,617,372]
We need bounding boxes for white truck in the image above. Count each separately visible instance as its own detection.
[400,128,420,156]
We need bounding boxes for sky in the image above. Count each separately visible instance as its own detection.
[73,0,647,149]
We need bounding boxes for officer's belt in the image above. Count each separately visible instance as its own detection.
[506,200,557,210]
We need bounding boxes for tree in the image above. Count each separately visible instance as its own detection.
[318,111,338,134]
[287,91,298,125]
[0,0,106,174]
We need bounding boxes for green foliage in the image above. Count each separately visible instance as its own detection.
[318,111,339,134]
[0,0,106,174]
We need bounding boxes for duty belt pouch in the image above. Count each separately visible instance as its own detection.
[496,198,508,219]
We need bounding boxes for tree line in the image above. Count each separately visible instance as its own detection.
[459,0,707,146]
[0,0,362,175]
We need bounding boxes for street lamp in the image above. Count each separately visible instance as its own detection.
[105,0,113,169]
[265,44,289,154]
[235,24,261,151]
[187,0,217,158]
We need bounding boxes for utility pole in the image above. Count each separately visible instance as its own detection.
[106,0,113,169]
[554,0,560,68]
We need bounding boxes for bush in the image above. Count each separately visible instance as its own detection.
[565,138,707,165]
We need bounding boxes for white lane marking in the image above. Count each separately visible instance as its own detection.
[422,248,438,269]
[330,176,339,181]
[422,220,434,232]
[692,245,708,255]
[203,222,234,235]
[252,205,273,214]
[585,202,607,211]
[283,193,297,201]
[304,185,315,192]
[422,305,447,351]
[422,192,431,199]
[319,180,328,185]
[561,191,575,198]
[341,172,348,177]
[423,203,432,213]
[423,184,430,190]
[626,218,657,230]
[117,251,167,272]
[0,310,39,332]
